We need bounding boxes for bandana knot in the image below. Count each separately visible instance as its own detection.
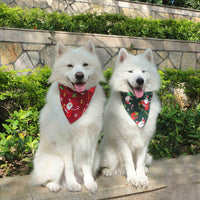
[59,84,96,124]
[120,92,153,128]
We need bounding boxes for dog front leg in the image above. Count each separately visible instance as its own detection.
[120,143,138,187]
[136,146,149,187]
[62,147,82,192]
[82,164,98,194]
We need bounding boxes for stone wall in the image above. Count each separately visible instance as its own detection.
[2,0,200,22]
[0,28,200,71]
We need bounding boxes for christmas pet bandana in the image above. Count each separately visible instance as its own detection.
[59,84,96,124]
[120,92,153,128]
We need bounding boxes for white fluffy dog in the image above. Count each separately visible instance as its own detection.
[32,41,105,194]
[99,48,161,187]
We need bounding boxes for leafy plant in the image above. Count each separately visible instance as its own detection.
[150,104,200,159]
[0,109,39,161]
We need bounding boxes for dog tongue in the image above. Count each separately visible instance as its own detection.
[134,88,144,98]
[74,83,86,93]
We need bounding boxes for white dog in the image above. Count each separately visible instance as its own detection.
[99,48,161,187]
[32,41,105,194]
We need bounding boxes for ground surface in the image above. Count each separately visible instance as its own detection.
[0,154,200,200]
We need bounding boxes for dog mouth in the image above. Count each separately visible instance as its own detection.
[73,82,86,93]
[128,82,144,98]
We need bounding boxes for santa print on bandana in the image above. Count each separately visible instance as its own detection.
[58,84,96,124]
[120,91,153,128]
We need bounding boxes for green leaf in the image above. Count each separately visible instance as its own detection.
[2,124,12,134]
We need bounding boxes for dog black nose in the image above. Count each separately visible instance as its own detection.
[75,72,84,80]
[136,78,144,85]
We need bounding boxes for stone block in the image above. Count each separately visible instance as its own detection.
[137,50,145,55]
[105,47,119,57]
[58,0,68,12]
[158,58,174,70]
[15,52,34,71]
[41,45,56,68]
[96,47,112,68]
[104,5,119,14]
[15,0,33,8]
[0,42,22,65]
[22,44,45,51]
[181,53,196,70]
[129,9,141,18]
[157,51,168,59]
[128,49,137,55]
[1,0,14,4]
[173,14,188,20]
[1,28,51,44]
[169,51,182,69]
[120,7,131,17]
[90,3,104,15]
[27,51,40,66]
[33,0,49,9]
[47,0,53,6]
[65,6,74,15]
[155,12,172,20]
[140,10,152,18]
[192,17,200,23]
[153,51,163,66]
[71,2,90,14]
[105,54,118,69]
[50,0,59,11]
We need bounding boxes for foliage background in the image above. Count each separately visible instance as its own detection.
[0,4,200,41]
[0,67,200,177]
[136,0,200,10]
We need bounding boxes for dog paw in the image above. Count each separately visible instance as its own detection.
[127,175,138,188]
[46,182,61,192]
[102,168,112,177]
[137,172,149,187]
[85,181,98,194]
[66,181,82,192]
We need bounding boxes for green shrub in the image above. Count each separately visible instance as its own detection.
[0,67,200,176]
[0,3,200,41]
[0,66,51,176]
[150,104,200,159]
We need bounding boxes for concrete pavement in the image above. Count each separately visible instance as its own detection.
[0,154,200,200]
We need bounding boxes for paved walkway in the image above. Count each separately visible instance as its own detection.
[0,154,200,200]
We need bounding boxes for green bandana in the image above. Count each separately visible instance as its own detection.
[120,92,153,128]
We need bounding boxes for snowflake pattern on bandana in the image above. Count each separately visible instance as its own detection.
[58,84,96,124]
[120,92,153,128]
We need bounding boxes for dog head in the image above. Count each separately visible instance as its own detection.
[49,41,105,92]
[110,48,160,97]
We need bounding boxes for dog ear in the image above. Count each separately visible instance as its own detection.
[144,48,154,63]
[56,42,67,57]
[117,48,129,64]
[85,40,95,53]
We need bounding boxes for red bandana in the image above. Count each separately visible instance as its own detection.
[58,84,96,124]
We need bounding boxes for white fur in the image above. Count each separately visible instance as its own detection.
[32,41,105,194]
[99,48,161,187]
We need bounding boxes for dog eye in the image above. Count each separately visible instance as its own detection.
[67,64,73,68]
[142,70,146,73]
[128,71,133,73]
[83,63,88,67]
